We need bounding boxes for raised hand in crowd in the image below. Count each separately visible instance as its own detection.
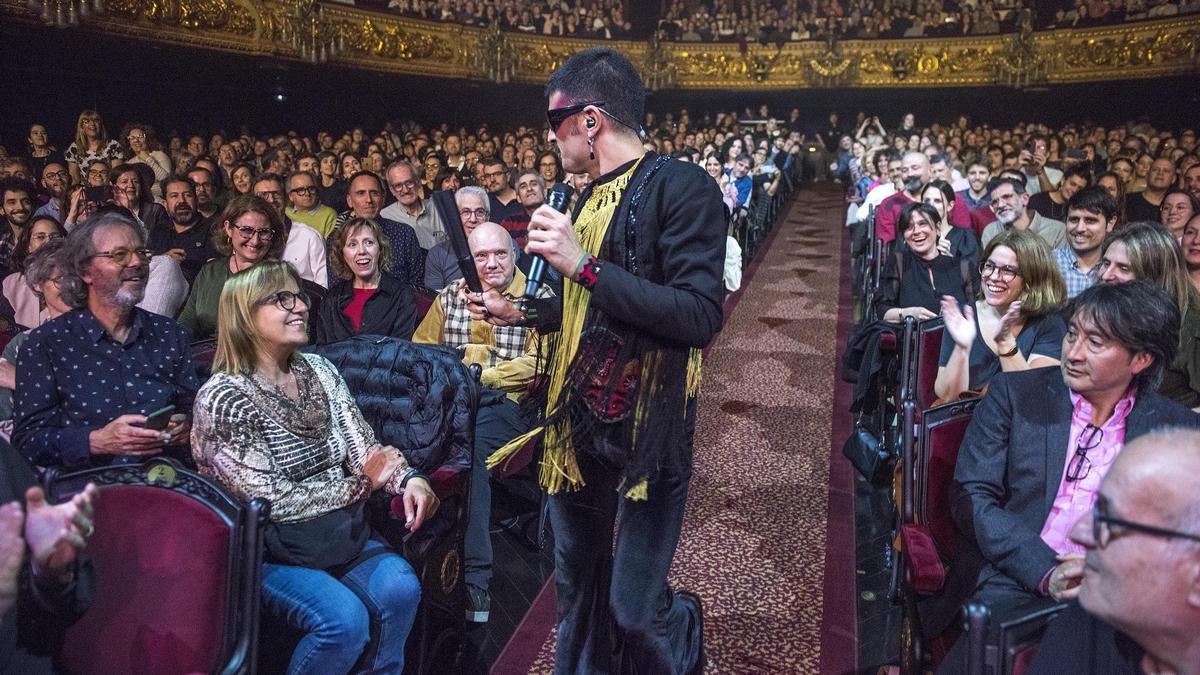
[941,294,977,349]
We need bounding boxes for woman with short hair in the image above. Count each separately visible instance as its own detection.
[936,228,1068,399]
[314,218,416,345]
[1,215,65,330]
[191,260,435,674]
[876,202,975,323]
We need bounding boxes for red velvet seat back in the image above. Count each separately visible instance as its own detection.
[916,321,944,411]
[1012,645,1038,675]
[59,485,233,675]
[920,399,978,563]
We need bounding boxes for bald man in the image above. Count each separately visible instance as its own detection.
[874,150,932,243]
[412,221,554,624]
[1028,428,1200,674]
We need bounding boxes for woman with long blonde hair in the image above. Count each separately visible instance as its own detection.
[63,110,123,185]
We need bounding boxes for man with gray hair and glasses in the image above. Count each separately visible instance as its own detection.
[423,185,490,291]
[1028,428,1200,674]
[380,160,445,250]
[11,212,197,471]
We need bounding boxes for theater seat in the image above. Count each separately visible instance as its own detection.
[963,598,1066,675]
[44,457,268,675]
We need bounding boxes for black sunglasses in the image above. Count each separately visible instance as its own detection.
[546,101,604,133]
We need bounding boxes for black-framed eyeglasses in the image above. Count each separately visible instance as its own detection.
[459,208,488,220]
[1066,424,1103,482]
[90,247,152,266]
[1092,494,1200,549]
[979,261,1021,284]
[289,186,317,195]
[258,290,310,312]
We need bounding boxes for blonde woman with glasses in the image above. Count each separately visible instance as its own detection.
[63,110,123,185]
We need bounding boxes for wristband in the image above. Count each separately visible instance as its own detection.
[399,468,426,489]
[997,342,1019,358]
[572,255,602,289]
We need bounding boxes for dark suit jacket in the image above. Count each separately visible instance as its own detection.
[952,367,1200,595]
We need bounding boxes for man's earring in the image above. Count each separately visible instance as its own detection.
[588,136,595,161]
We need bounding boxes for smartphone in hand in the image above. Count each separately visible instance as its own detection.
[143,405,176,431]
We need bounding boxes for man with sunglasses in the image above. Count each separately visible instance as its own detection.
[1026,428,1200,674]
[12,212,198,471]
[937,282,1199,673]
[485,47,723,675]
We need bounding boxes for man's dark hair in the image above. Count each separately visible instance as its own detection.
[160,174,196,197]
[899,201,943,231]
[0,177,34,200]
[480,157,506,170]
[187,166,215,183]
[987,176,1027,196]
[545,47,645,138]
[1064,281,1180,392]
[1067,186,1118,222]
[1062,163,1093,187]
[254,171,287,192]
[263,143,291,168]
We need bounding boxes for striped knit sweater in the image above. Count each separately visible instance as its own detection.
[191,353,401,524]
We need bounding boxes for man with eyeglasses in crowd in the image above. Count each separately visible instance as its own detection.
[12,212,198,471]
[480,158,522,223]
[33,162,69,224]
[935,282,1200,674]
[330,171,424,288]
[284,170,337,239]
[980,176,1067,251]
[1027,428,1200,674]
[424,185,489,291]
[380,160,445,250]
[252,173,328,288]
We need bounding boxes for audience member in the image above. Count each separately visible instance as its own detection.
[314,217,416,344]
[254,173,328,288]
[412,222,553,623]
[1029,164,1091,222]
[1184,214,1200,294]
[119,123,172,200]
[920,179,979,266]
[63,111,123,186]
[334,171,425,287]
[938,281,1199,673]
[0,437,97,674]
[500,169,547,248]
[1095,170,1129,226]
[380,160,445,250]
[425,185,489,291]
[147,175,217,284]
[186,166,221,227]
[12,212,197,470]
[0,179,35,277]
[1096,222,1200,408]
[480,158,521,222]
[1,216,65,330]
[957,158,992,211]
[1184,162,1200,199]
[190,260,434,674]
[32,162,69,224]
[875,151,931,243]
[1159,188,1199,240]
[1054,186,1118,299]
[1126,157,1177,222]
[936,228,1067,399]
[875,202,974,323]
[1027,429,1200,675]
[980,177,1067,251]
[0,241,69,427]
[285,171,337,240]
[178,195,285,341]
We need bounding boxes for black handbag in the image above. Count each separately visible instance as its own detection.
[263,501,372,571]
[842,412,890,482]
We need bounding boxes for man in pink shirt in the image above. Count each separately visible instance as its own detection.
[934,281,1200,674]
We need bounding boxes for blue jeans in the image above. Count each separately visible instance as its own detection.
[261,540,421,675]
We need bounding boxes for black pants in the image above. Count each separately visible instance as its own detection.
[464,395,530,591]
[548,447,702,674]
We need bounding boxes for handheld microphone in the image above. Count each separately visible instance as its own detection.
[524,184,573,301]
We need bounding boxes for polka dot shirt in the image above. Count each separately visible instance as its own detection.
[12,307,199,469]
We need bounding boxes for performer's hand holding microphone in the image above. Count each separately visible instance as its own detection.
[526,185,583,288]
[524,185,573,300]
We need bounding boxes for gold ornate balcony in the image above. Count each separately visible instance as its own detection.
[2,0,1197,89]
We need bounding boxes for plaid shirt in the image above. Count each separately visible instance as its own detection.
[1053,246,1099,300]
[431,270,553,370]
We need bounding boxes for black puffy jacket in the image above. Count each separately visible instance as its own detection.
[308,335,477,475]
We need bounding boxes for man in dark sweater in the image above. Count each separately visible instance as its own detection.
[148,175,216,284]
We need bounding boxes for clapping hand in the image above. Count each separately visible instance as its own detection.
[994,301,1022,346]
[24,484,98,586]
[941,295,977,349]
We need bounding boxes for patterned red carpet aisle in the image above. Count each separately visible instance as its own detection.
[497,185,855,673]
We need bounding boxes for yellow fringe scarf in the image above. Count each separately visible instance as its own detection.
[486,158,641,494]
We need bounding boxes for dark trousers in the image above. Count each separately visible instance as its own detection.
[464,395,530,591]
[548,448,702,674]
